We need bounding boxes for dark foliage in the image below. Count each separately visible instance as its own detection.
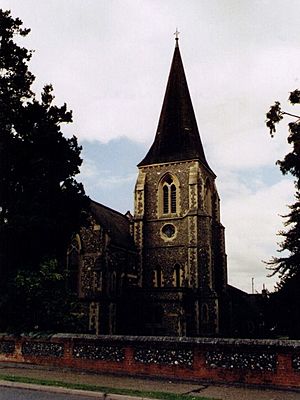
[2,259,87,333]
[0,9,88,331]
[266,90,300,337]
[267,271,300,338]
[266,102,283,136]
[265,91,300,279]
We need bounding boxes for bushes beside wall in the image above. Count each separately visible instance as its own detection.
[0,334,300,389]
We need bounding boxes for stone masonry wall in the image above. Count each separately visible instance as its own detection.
[1,334,300,390]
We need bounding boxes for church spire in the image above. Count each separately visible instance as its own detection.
[138,37,212,172]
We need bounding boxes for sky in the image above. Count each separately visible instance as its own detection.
[3,0,299,293]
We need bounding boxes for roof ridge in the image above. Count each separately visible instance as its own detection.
[90,199,129,219]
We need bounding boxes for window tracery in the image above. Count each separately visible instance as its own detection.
[159,174,179,216]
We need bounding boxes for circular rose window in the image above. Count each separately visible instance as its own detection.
[162,224,176,238]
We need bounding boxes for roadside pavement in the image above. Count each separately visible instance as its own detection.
[0,362,300,400]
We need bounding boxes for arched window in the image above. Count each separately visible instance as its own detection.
[174,264,181,287]
[111,271,116,294]
[67,234,81,294]
[205,178,212,215]
[201,303,209,323]
[160,174,179,215]
[95,255,105,292]
[154,266,162,287]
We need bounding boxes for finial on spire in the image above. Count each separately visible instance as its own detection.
[174,28,180,47]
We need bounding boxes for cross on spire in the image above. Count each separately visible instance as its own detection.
[174,28,180,46]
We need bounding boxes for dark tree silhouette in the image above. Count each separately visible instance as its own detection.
[266,91,300,279]
[0,9,88,331]
[266,90,300,337]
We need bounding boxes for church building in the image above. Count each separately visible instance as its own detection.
[71,37,231,337]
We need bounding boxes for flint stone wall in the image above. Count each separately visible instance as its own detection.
[0,334,300,389]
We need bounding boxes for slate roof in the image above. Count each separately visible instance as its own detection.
[90,200,135,249]
[138,40,212,173]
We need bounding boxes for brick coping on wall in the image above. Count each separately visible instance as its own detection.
[1,334,300,390]
[49,334,300,348]
[1,333,296,346]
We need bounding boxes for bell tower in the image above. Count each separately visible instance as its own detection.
[134,37,227,336]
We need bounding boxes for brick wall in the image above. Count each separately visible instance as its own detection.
[0,334,300,389]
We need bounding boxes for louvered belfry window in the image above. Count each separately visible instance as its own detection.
[171,184,176,213]
[163,185,169,214]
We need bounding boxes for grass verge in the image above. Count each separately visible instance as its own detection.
[0,373,218,400]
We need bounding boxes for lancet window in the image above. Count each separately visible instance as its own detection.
[67,234,81,294]
[204,178,212,215]
[174,263,181,287]
[201,303,209,323]
[154,266,162,287]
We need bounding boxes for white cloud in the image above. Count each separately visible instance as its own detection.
[79,159,100,179]
[80,158,136,189]
[95,173,136,189]
[220,176,295,292]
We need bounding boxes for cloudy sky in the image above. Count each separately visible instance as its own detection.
[3,0,299,292]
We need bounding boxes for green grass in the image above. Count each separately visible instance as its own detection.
[0,373,218,400]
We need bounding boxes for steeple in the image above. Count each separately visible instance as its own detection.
[138,38,212,172]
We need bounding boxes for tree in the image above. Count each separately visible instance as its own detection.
[0,9,34,268]
[266,91,300,279]
[2,259,87,333]
[266,91,300,338]
[0,9,88,331]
